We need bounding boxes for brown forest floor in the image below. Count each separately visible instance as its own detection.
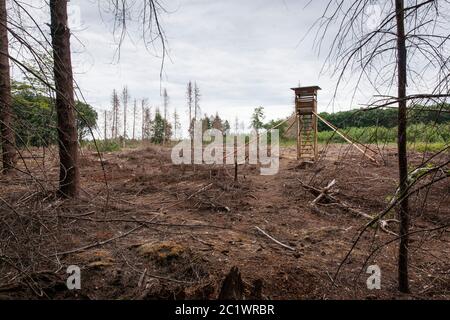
[0,143,449,300]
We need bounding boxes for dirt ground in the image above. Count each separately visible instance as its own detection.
[0,143,448,300]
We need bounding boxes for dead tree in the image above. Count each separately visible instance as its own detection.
[111,89,120,139]
[142,105,152,140]
[107,0,167,76]
[141,99,145,140]
[50,0,79,198]
[122,85,129,142]
[104,110,107,141]
[0,0,16,173]
[194,81,201,120]
[162,88,168,145]
[394,0,409,294]
[173,108,180,139]
[141,98,150,140]
[312,0,450,293]
[132,98,137,140]
[187,81,193,138]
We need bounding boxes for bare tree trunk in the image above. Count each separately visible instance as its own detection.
[141,100,145,141]
[132,99,136,140]
[111,91,115,139]
[50,0,79,198]
[395,0,410,294]
[194,82,200,120]
[113,101,116,139]
[163,89,168,145]
[234,136,238,182]
[187,81,193,137]
[104,110,107,141]
[111,89,119,140]
[0,0,16,173]
[187,81,194,160]
[122,86,128,146]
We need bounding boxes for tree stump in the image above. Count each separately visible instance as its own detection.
[218,266,244,300]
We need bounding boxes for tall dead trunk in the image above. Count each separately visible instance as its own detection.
[0,0,16,173]
[194,82,200,120]
[50,0,79,198]
[111,89,119,139]
[122,86,128,143]
[141,100,145,140]
[132,99,136,140]
[163,89,168,145]
[395,0,410,293]
[104,110,107,140]
[187,81,194,159]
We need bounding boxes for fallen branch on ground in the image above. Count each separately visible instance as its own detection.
[55,225,144,256]
[312,179,336,205]
[161,183,214,212]
[255,226,295,251]
[298,178,399,236]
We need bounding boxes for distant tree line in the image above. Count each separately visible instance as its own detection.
[196,112,230,135]
[318,105,450,131]
[107,86,173,145]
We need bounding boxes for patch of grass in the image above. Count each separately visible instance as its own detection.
[317,123,450,144]
[408,142,447,153]
[82,140,121,152]
[280,138,296,147]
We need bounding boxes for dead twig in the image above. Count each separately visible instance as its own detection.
[298,178,399,236]
[161,182,214,212]
[312,179,336,205]
[55,225,144,256]
[255,226,295,251]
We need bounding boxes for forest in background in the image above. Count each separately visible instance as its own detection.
[12,76,450,152]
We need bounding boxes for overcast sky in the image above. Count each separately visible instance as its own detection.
[20,0,379,138]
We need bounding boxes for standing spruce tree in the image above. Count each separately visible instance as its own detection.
[0,0,16,173]
[152,108,165,144]
[50,0,79,197]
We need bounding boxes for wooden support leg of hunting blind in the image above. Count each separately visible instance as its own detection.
[314,113,319,161]
[296,114,301,161]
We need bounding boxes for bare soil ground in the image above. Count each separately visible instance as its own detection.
[0,143,448,300]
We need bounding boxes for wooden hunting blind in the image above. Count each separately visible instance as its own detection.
[291,86,321,162]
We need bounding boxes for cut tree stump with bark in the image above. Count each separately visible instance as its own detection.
[218,266,245,300]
